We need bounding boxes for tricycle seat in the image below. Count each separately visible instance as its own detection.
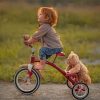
[56,52,65,57]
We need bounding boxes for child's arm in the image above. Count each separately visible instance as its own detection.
[32,24,50,41]
[24,24,49,45]
[24,37,38,45]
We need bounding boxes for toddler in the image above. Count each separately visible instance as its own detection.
[24,7,63,70]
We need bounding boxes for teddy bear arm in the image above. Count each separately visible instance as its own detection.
[66,66,71,71]
[69,64,80,74]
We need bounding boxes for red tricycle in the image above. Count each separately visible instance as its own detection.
[14,44,89,99]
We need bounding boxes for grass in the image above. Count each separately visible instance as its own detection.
[0,2,100,83]
[88,65,100,83]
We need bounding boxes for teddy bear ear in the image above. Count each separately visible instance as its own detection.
[71,51,74,54]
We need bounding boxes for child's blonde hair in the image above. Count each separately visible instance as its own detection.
[38,7,58,26]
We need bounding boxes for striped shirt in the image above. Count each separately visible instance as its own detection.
[32,23,63,48]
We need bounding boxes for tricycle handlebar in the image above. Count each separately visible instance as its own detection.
[23,35,33,48]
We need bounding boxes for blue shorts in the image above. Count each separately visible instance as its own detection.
[39,47,62,60]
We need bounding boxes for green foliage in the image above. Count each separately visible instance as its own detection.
[88,65,100,83]
[57,8,100,28]
[0,3,100,83]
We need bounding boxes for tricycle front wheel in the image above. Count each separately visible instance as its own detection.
[14,67,40,94]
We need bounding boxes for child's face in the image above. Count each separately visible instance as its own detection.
[38,12,47,23]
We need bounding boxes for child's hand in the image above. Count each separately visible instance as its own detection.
[24,38,33,46]
[23,34,38,46]
[24,34,30,40]
[23,34,32,46]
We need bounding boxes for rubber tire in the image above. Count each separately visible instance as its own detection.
[14,67,40,94]
[66,79,74,89]
[72,82,89,100]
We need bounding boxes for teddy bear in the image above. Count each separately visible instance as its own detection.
[65,51,91,84]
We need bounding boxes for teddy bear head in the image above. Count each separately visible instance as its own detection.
[66,51,80,66]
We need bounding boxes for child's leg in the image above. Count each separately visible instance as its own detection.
[34,47,47,70]
[34,60,46,70]
[35,47,62,70]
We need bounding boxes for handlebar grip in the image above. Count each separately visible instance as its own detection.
[23,35,32,48]
[24,42,32,48]
[28,44,32,48]
[24,41,32,48]
[23,35,30,40]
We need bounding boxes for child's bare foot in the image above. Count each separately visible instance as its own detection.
[34,62,44,70]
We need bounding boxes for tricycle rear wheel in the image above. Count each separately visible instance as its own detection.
[72,82,89,99]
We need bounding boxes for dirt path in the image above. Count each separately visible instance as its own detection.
[0,82,100,100]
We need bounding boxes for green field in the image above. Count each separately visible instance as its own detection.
[0,3,100,83]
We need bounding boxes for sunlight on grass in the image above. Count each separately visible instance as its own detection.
[0,3,100,83]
